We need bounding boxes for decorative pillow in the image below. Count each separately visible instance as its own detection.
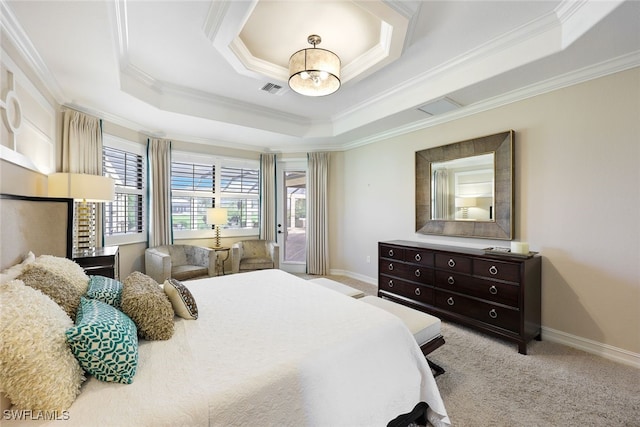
[121,271,174,340]
[0,251,35,283]
[66,297,138,384]
[17,265,84,320]
[164,278,198,320]
[31,255,89,294]
[0,280,85,410]
[87,275,123,309]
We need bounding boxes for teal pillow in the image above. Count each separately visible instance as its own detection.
[66,297,138,384]
[86,275,123,309]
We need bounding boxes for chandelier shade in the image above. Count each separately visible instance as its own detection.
[288,35,341,97]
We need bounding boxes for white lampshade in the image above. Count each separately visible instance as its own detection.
[206,208,228,225]
[289,35,340,97]
[49,173,115,202]
[455,197,477,208]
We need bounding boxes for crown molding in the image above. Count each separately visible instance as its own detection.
[0,0,65,103]
[340,51,640,152]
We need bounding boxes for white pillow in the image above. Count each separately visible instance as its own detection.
[0,280,85,410]
[0,251,35,283]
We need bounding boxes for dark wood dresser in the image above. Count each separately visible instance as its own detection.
[73,246,119,280]
[378,240,541,354]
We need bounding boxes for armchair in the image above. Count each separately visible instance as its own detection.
[145,245,216,283]
[231,240,279,274]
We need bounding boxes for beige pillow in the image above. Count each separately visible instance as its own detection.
[164,278,198,320]
[0,280,85,411]
[32,255,89,295]
[122,272,174,340]
[18,265,83,320]
[0,251,35,283]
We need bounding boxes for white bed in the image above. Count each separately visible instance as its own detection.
[0,195,449,426]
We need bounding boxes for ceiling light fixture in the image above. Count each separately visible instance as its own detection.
[288,34,341,97]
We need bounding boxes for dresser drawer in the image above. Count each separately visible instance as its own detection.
[473,259,520,282]
[435,253,472,274]
[404,248,434,266]
[379,260,433,285]
[380,245,404,261]
[434,271,519,307]
[435,291,519,333]
[380,275,434,305]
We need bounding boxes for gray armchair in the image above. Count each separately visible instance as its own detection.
[145,245,216,283]
[231,240,279,274]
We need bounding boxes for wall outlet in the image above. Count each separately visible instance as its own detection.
[366,255,371,263]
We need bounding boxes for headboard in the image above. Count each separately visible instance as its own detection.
[0,194,73,270]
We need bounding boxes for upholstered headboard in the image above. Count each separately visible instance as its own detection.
[0,194,73,270]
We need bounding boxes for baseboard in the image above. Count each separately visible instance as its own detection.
[542,326,640,369]
[328,269,377,286]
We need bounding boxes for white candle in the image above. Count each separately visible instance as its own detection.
[511,241,529,254]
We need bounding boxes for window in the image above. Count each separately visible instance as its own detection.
[220,166,259,229]
[171,152,259,238]
[102,136,146,244]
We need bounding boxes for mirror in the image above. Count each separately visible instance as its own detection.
[416,130,513,240]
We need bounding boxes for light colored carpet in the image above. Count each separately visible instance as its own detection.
[304,274,640,426]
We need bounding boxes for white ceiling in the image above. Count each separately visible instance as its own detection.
[3,0,639,152]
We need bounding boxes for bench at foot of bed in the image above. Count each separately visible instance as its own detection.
[360,296,445,377]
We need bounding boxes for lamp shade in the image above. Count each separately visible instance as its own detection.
[49,173,115,202]
[206,208,228,225]
[455,197,477,208]
[289,35,340,97]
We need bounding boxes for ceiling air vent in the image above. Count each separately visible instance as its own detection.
[417,97,462,116]
[261,83,284,95]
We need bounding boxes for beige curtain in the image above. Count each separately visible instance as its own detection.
[147,138,172,247]
[62,109,102,174]
[259,153,277,242]
[61,109,104,248]
[306,152,329,275]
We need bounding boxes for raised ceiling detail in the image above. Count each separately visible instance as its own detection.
[207,0,414,85]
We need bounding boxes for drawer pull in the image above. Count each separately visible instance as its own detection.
[415,253,422,262]
[415,288,421,296]
[447,276,455,285]
[388,280,394,288]
[489,285,498,295]
[388,249,394,257]
[447,297,455,306]
[415,269,421,277]
[448,258,456,268]
[489,265,498,275]
[388,263,394,271]
[489,309,498,319]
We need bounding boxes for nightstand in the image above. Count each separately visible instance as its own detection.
[212,247,230,275]
[73,246,119,280]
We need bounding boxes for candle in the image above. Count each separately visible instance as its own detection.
[510,241,529,254]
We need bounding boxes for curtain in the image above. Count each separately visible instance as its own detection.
[147,138,172,247]
[259,153,277,242]
[433,169,450,220]
[306,152,329,275]
[62,109,102,174]
[61,109,104,248]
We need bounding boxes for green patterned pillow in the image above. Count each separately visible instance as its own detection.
[66,297,138,384]
[87,275,123,309]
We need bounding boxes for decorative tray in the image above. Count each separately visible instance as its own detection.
[483,247,538,259]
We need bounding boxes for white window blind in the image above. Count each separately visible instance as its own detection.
[102,139,146,244]
[170,153,259,236]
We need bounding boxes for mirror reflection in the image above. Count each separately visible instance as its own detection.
[431,153,495,221]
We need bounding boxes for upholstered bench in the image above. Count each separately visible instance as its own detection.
[308,278,365,299]
[360,296,445,376]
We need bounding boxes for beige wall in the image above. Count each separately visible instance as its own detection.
[330,67,640,355]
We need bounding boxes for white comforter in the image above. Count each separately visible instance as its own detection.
[9,269,449,426]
